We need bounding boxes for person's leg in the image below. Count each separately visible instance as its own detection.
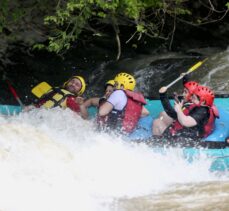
[152,111,173,136]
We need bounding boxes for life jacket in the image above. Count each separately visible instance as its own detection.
[98,90,146,133]
[122,90,146,133]
[36,87,78,110]
[169,103,219,138]
[204,104,219,137]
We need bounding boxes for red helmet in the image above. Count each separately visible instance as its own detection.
[193,85,215,106]
[183,81,199,101]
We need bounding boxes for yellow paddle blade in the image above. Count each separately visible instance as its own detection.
[187,58,208,74]
[165,58,208,89]
[31,82,52,98]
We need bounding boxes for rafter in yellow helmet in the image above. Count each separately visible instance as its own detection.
[105,79,115,87]
[63,75,86,96]
[114,72,136,91]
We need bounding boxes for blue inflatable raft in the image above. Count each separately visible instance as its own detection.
[87,97,229,142]
[2,96,229,171]
[0,104,22,115]
[88,96,229,171]
[129,97,229,142]
[131,97,229,171]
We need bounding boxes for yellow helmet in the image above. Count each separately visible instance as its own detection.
[114,72,136,91]
[105,79,115,87]
[64,75,86,96]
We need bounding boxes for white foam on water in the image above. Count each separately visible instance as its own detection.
[0,108,227,211]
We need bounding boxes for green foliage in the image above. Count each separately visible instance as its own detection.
[43,0,182,53]
[0,1,30,33]
[0,0,9,32]
[1,0,229,59]
[137,24,146,33]
[33,43,45,50]
[226,2,229,9]
[40,0,197,53]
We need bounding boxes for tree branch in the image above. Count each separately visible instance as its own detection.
[111,16,121,61]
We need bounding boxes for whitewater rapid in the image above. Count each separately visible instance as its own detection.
[0,108,228,211]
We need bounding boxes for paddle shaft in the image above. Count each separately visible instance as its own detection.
[6,80,24,108]
[165,75,183,89]
[165,59,207,89]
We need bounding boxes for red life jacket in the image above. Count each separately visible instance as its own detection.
[66,96,81,113]
[121,90,146,133]
[169,104,219,138]
[97,90,146,133]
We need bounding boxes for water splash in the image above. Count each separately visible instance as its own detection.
[0,108,227,211]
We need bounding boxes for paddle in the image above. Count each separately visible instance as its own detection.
[165,58,208,89]
[6,80,24,108]
[31,81,52,98]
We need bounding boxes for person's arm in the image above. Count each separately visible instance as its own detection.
[79,104,89,119]
[83,97,100,108]
[189,106,210,126]
[66,96,89,119]
[75,96,84,105]
[141,106,149,117]
[99,101,113,116]
[159,87,177,119]
[174,101,197,127]
[99,90,126,116]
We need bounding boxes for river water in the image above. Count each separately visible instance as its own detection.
[0,47,229,210]
[0,107,229,211]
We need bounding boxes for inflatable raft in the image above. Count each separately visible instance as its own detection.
[88,96,229,142]
[88,96,229,171]
[129,96,229,142]
[134,97,229,171]
[2,96,229,171]
[0,104,22,115]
